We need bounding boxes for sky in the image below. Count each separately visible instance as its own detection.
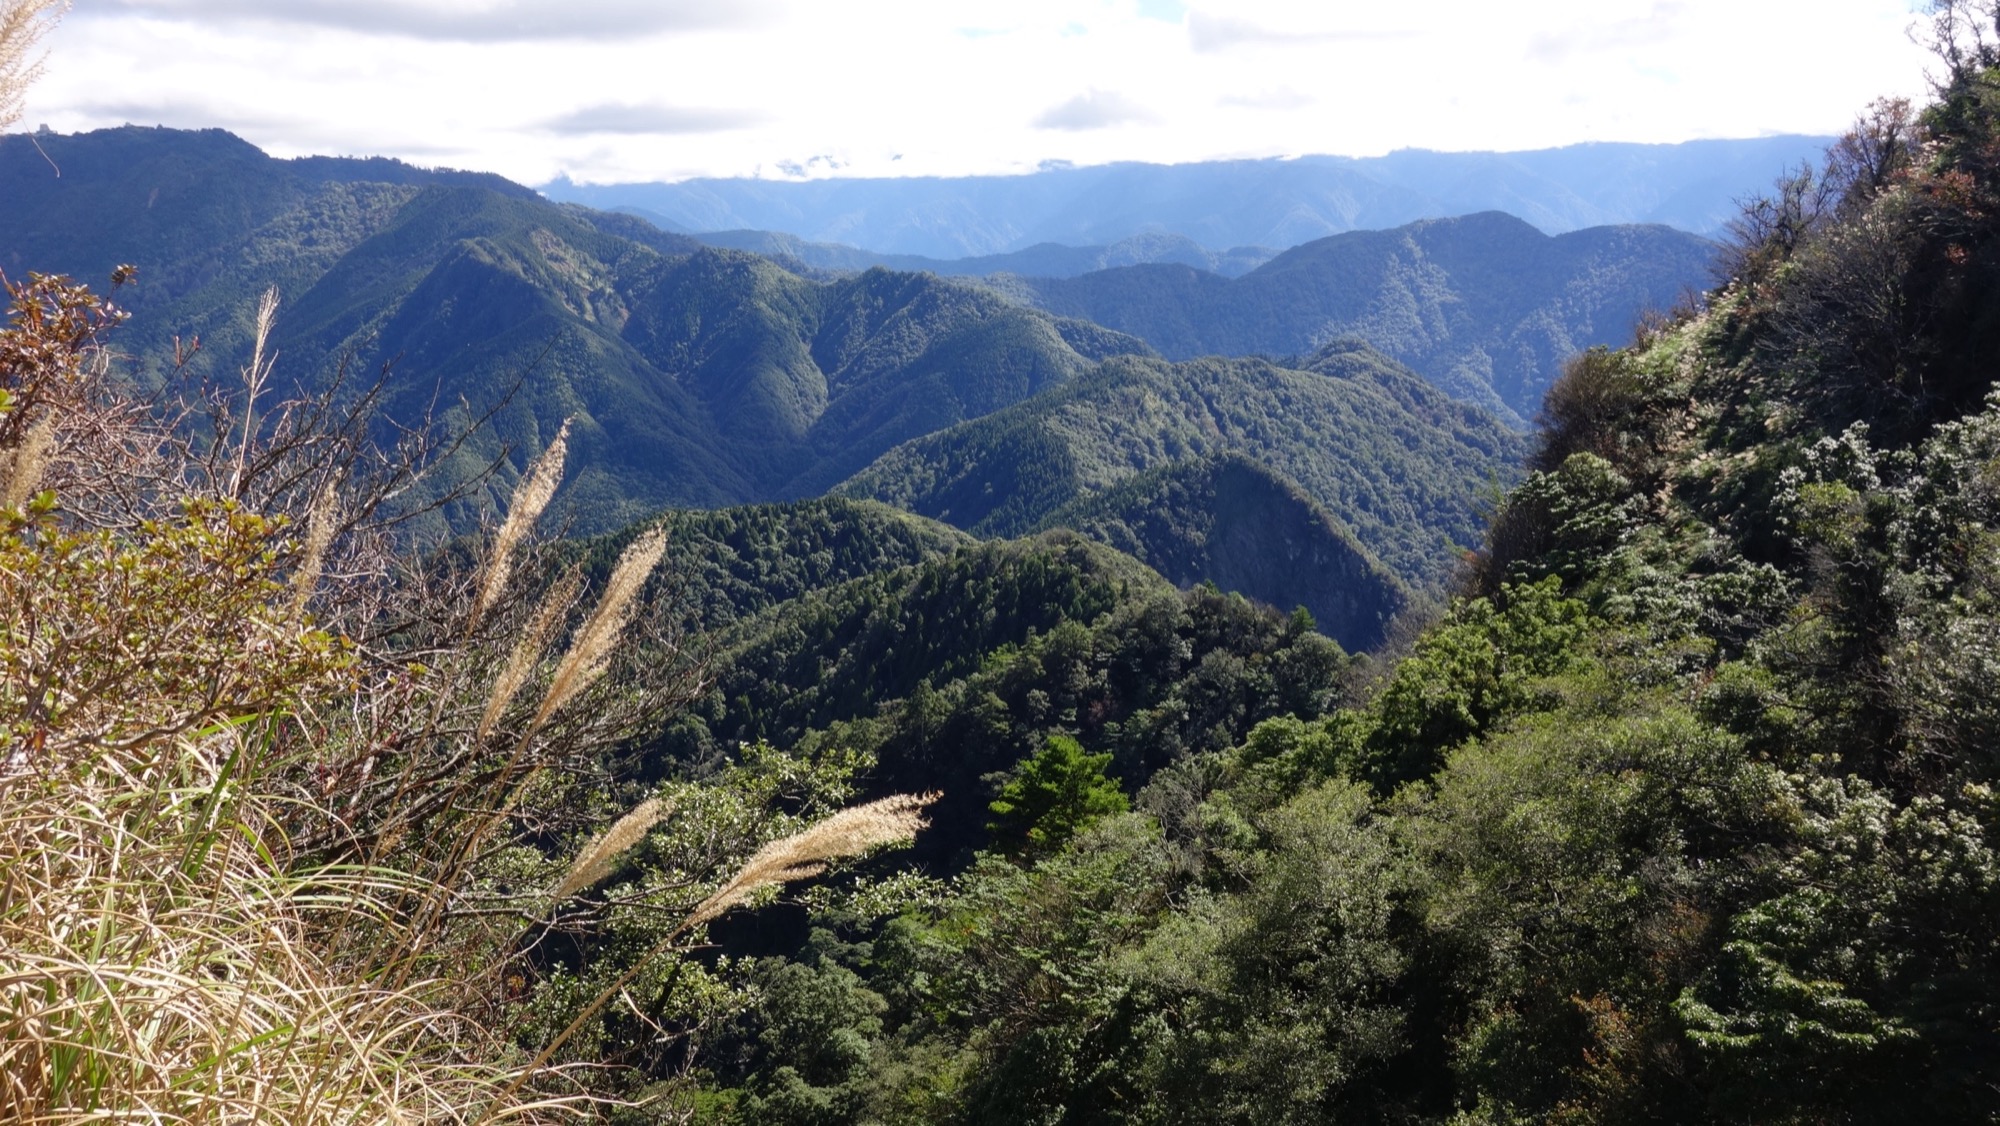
[24,0,1939,187]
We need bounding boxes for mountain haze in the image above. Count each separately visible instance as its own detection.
[684,226,1279,279]
[542,135,1826,258]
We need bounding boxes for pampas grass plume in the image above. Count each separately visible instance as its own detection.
[528,527,665,729]
[687,792,938,927]
[490,790,939,1106]
[472,419,570,627]
[0,1,68,131]
[550,796,672,900]
[229,286,280,496]
[0,410,55,508]
[288,481,338,620]
[475,569,581,741]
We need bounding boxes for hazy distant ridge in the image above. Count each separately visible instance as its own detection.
[679,226,1280,279]
[542,136,1828,259]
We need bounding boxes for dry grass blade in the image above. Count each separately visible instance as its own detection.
[528,527,666,730]
[686,791,939,927]
[0,727,576,1124]
[472,418,571,627]
[549,795,672,901]
[0,492,581,1122]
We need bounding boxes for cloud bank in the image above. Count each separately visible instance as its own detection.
[28,0,1936,186]
[1035,89,1158,131]
[1188,13,1410,54]
[540,104,767,136]
[90,0,772,43]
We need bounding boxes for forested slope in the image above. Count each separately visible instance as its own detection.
[2,127,1534,629]
[642,530,1353,868]
[1032,453,1410,652]
[1018,212,1715,421]
[685,40,2000,1126]
[0,126,555,379]
[843,343,1527,590]
[568,496,976,633]
[0,127,1156,532]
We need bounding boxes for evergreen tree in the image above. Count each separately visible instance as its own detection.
[987,735,1130,855]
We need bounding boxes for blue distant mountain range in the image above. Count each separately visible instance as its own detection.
[540,135,1830,259]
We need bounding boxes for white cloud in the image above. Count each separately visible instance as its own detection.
[83,0,774,43]
[1219,87,1314,111]
[539,104,767,136]
[22,0,1936,186]
[1034,89,1159,130]
[1188,12,1411,53]
[1525,1,1692,63]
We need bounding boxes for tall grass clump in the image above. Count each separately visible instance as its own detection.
[0,266,941,1120]
[0,514,537,1122]
[0,277,571,1121]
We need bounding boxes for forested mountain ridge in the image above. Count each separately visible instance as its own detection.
[1031,452,1411,652]
[542,134,1828,257]
[673,210,1716,425]
[843,342,1527,590]
[0,125,538,279]
[0,126,560,376]
[354,232,1152,528]
[640,528,1353,868]
[568,437,1418,655]
[3,124,1528,623]
[1015,211,1716,421]
[568,496,977,635]
[0,127,1158,531]
[680,56,2000,1125]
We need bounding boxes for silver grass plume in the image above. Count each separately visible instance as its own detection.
[0,1,67,131]
[487,789,942,1105]
[471,418,571,628]
[550,796,673,900]
[475,569,581,741]
[686,792,939,928]
[230,286,280,498]
[0,410,55,508]
[527,527,666,730]
[287,481,339,621]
